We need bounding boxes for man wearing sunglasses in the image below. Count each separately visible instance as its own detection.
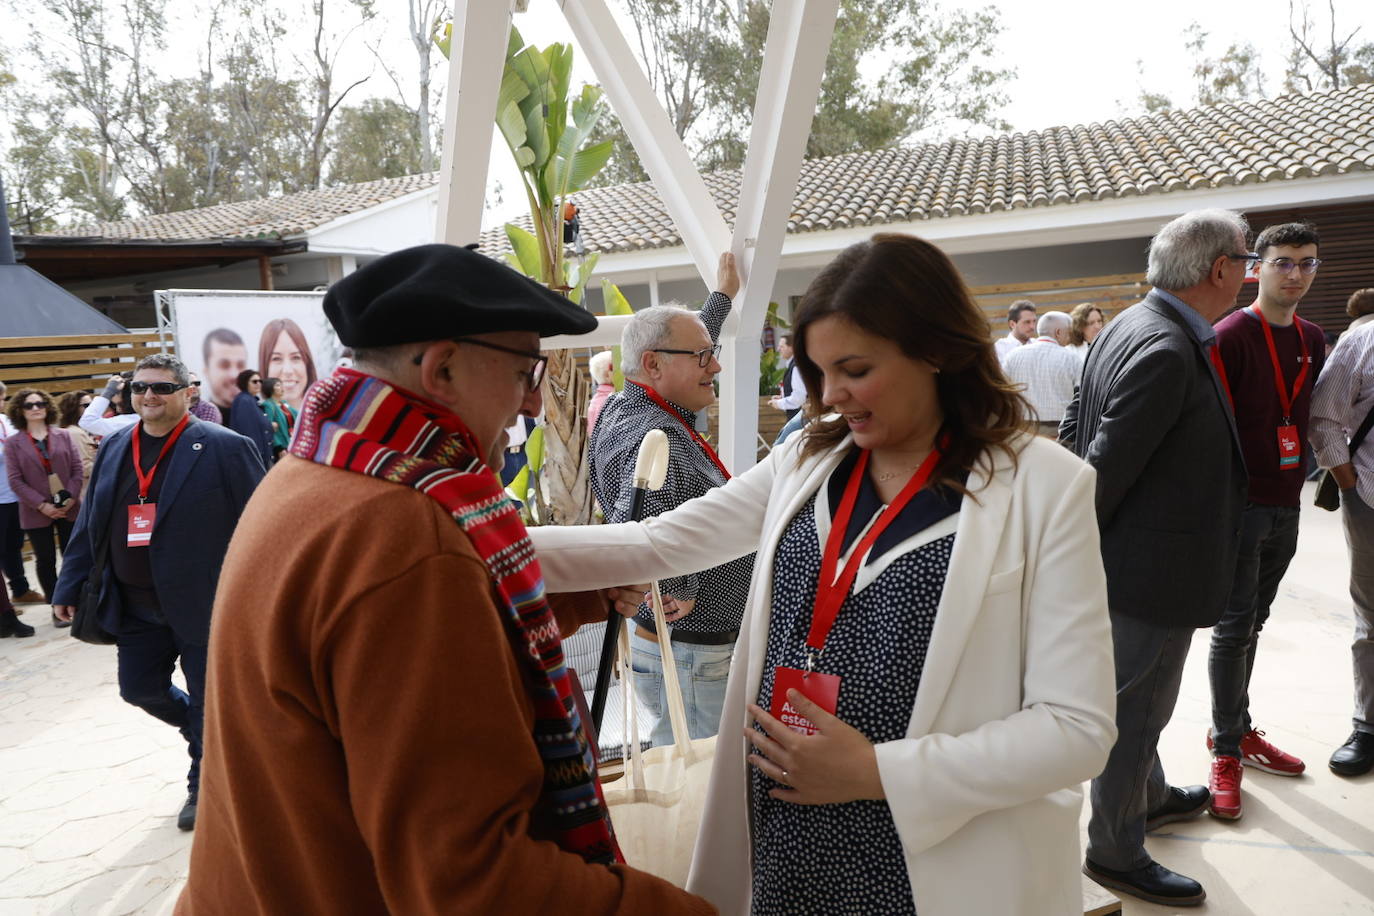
[186,373,223,425]
[175,244,712,914]
[587,252,751,750]
[51,354,266,832]
[1205,221,1326,819]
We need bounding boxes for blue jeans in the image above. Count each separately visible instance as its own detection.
[630,629,733,748]
[116,615,207,794]
[1208,502,1300,757]
[774,412,805,447]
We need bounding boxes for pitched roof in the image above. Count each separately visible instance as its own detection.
[481,82,1374,254]
[46,173,440,241]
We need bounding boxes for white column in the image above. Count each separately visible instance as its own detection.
[648,272,660,308]
[717,0,840,472]
[559,0,731,288]
[433,0,514,245]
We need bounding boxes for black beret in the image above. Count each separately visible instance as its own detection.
[324,243,598,347]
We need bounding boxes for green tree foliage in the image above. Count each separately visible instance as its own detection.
[328,98,425,184]
[589,0,1013,184]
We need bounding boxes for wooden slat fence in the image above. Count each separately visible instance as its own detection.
[0,333,170,397]
[970,272,1148,336]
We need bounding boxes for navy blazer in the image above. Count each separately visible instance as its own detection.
[52,418,267,645]
[1062,290,1248,628]
[229,391,274,467]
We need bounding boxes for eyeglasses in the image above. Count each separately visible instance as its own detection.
[129,381,188,395]
[453,338,548,391]
[1260,256,1322,276]
[1226,252,1260,270]
[21,401,47,410]
[651,344,723,368]
[188,380,201,387]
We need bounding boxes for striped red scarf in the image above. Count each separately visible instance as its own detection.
[291,369,620,865]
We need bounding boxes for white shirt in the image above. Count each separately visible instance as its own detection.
[994,334,1026,363]
[773,364,807,411]
[1002,337,1080,424]
[79,394,139,437]
[1311,321,1374,507]
[0,416,16,503]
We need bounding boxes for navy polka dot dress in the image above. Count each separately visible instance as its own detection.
[750,449,961,914]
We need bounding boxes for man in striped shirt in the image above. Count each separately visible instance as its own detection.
[1311,319,1374,777]
[589,253,754,748]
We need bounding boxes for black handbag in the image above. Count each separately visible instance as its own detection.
[1314,403,1374,512]
[70,531,116,645]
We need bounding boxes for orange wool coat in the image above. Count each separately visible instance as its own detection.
[177,456,713,915]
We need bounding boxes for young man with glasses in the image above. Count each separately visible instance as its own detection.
[52,354,266,831]
[1205,222,1326,818]
[588,252,751,749]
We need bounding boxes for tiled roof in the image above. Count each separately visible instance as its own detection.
[48,173,440,241]
[481,82,1374,254]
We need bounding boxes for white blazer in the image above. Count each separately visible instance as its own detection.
[530,432,1117,916]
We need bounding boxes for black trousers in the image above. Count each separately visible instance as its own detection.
[0,502,30,597]
[116,613,208,794]
[23,519,73,601]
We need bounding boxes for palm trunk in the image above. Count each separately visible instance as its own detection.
[538,349,593,525]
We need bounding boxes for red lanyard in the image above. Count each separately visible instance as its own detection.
[26,432,52,474]
[1249,306,1310,423]
[132,414,191,502]
[628,381,731,480]
[806,444,943,667]
[1208,347,1234,413]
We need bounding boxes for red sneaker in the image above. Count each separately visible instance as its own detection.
[1206,728,1306,776]
[1208,755,1243,820]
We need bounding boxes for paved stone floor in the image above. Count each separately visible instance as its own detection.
[1,483,1371,914]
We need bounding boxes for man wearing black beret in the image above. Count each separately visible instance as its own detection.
[179,244,715,915]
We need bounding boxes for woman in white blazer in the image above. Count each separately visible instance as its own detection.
[531,234,1117,915]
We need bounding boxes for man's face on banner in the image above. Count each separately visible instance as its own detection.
[207,340,248,409]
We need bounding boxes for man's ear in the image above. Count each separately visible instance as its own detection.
[415,341,461,401]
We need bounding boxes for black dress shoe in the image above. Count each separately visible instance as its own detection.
[1330,731,1374,776]
[1083,859,1206,907]
[177,793,198,831]
[1145,784,1211,831]
[51,612,71,629]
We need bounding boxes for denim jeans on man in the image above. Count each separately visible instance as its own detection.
[630,629,732,748]
[1208,502,1301,756]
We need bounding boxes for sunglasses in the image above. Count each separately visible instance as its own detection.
[129,382,188,395]
[21,401,47,409]
[188,380,201,387]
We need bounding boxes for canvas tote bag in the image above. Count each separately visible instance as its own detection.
[601,583,717,888]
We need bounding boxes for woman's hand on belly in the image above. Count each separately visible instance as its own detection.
[745,690,885,805]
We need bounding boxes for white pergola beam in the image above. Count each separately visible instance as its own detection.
[717,0,840,472]
[433,0,514,245]
[559,0,732,290]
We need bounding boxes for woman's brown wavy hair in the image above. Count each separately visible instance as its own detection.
[793,233,1032,497]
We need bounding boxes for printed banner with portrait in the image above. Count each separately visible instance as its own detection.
[160,289,343,416]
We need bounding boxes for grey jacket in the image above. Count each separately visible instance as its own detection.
[1061,290,1247,627]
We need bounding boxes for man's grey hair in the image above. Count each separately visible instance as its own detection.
[620,304,696,379]
[1146,208,1250,292]
[136,353,191,386]
[1036,311,1071,337]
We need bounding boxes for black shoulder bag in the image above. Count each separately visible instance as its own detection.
[70,530,116,645]
[1314,403,1374,512]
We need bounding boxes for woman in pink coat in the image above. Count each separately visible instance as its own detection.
[4,388,83,625]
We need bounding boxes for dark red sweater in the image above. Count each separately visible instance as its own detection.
[1214,307,1326,506]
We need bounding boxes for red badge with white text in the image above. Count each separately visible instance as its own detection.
[770,667,841,736]
[127,504,156,547]
[1277,424,1302,470]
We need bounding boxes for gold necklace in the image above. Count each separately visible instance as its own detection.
[874,467,917,482]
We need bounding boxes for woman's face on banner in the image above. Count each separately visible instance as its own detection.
[267,329,308,405]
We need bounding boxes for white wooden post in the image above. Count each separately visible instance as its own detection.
[433,0,514,245]
[718,0,839,471]
[558,0,732,288]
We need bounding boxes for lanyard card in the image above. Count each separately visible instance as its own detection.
[1277,424,1302,470]
[770,666,841,736]
[127,503,156,547]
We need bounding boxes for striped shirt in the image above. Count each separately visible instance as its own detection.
[1311,321,1374,507]
[588,292,755,634]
